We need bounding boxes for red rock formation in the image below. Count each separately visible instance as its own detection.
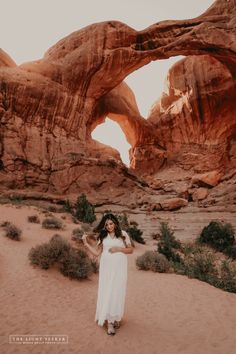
[148,55,236,174]
[0,0,235,200]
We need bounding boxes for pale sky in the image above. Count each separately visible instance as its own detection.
[1,0,215,165]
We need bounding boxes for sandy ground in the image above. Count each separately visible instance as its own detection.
[0,203,236,354]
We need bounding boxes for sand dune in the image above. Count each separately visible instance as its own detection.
[0,204,236,354]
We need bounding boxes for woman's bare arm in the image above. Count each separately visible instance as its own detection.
[82,234,102,257]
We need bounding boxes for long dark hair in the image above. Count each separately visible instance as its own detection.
[93,213,125,245]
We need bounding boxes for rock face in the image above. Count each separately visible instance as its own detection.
[148,55,236,174]
[0,0,236,201]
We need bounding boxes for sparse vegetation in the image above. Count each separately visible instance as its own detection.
[59,248,93,280]
[2,221,22,241]
[157,222,182,263]
[127,224,145,244]
[136,221,236,293]
[224,245,236,260]
[42,217,63,230]
[198,221,235,251]
[28,234,71,269]
[28,234,94,279]
[116,213,145,245]
[217,259,236,293]
[9,195,24,205]
[181,246,218,283]
[61,199,73,213]
[136,250,170,273]
[28,215,40,223]
[74,194,96,223]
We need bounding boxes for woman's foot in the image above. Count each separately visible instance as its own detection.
[107,322,116,335]
[113,321,120,329]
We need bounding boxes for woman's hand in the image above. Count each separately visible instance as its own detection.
[108,247,121,253]
[82,233,88,246]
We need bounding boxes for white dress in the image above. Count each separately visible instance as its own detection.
[94,230,132,326]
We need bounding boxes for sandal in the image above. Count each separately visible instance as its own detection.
[107,322,116,335]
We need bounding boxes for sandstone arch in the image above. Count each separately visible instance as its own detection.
[0,0,235,194]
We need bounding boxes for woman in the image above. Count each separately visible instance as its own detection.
[82,213,133,335]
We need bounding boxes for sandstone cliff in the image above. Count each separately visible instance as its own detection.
[0,0,235,205]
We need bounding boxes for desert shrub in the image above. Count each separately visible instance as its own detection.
[136,250,170,273]
[9,195,23,204]
[216,259,236,293]
[28,234,71,269]
[75,194,96,223]
[116,213,145,245]
[42,217,63,229]
[157,222,182,263]
[224,245,236,260]
[49,234,71,259]
[198,221,235,251]
[29,243,55,269]
[130,220,138,226]
[127,225,145,244]
[72,228,83,242]
[28,215,40,223]
[90,258,99,273]
[61,199,73,213]
[182,246,218,283]
[117,213,130,229]
[29,234,93,279]
[47,205,58,212]
[3,222,22,241]
[59,248,93,280]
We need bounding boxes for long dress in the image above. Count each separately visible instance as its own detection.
[94,230,132,326]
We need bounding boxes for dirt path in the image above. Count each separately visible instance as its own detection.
[0,204,236,354]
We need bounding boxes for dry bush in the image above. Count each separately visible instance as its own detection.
[2,221,22,241]
[28,215,40,223]
[42,217,63,230]
[136,250,170,273]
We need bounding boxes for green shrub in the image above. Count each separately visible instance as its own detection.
[59,248,93,280]
[117,213,129,230]
[217,259,236,293]
[42,217,63,229]
[198,221,235,251]
[223,245,236,260]
[157,222,182,263]
[61,199,73,213]
[136,250,170,273]
[116,213,145,245]
[47,205,58,212]
[28,215,40,223]
[75,194,96,223]
[127,225,145,244]
[10,195,24,204]
[183,246,218,283]
[3,222,22,241]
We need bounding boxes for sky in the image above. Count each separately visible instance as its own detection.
[1,0,215,165]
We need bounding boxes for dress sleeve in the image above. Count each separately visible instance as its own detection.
[122,230,132,246]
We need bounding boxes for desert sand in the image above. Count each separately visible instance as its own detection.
[0,203,236,354]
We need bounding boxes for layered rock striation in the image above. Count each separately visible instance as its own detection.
[0,0,235,200]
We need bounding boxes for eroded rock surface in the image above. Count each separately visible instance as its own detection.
[0,0,235,204]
